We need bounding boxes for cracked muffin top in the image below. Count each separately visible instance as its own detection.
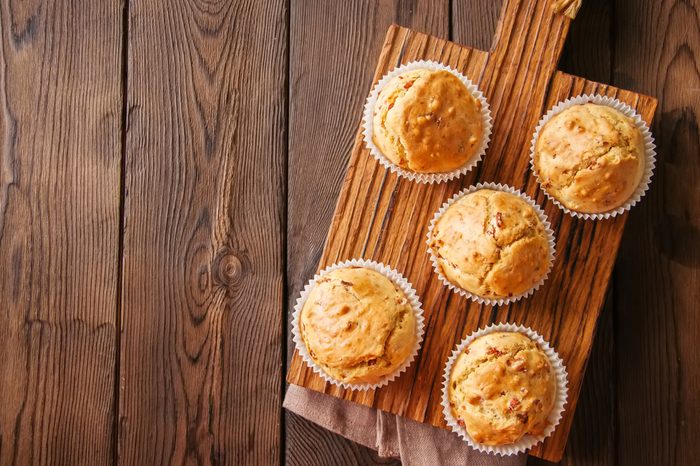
[448,332,557,446]
[372,68,484,174]
[429,189,550,299]
[534,103,645,213]
[300,266,416,385]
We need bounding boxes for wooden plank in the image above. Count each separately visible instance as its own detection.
[452,0,501,51]
[0,0,122,464]
[613,0,700,464]
[118,0,287,464]
[288,11,658,462]
[285,1,448,463]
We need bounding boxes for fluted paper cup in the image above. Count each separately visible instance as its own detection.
[362,60,492,184]
[291,258,425,391]
[442,322,569,455]
[426,182,556,306]
[530,94,656,220]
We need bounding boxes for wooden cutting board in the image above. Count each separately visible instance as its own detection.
[287,0,657,461]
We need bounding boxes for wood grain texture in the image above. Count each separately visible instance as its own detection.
[119,0,287,464]
[285,1,448,464]
[527,304,615,466]
[555,299,616,466]
[613,1,700,465]
[452,0,501,51]
[285,411,400,466]
[0,0,122,464]
[287,0,658,459]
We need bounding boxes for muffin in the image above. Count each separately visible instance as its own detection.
[372,68,484,174]
[429,189,550,299]
[299,266,416,385]
[448,332,557,446]
[533,103,645,213]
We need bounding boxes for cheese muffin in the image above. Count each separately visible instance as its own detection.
[533,103,645,213]
[372,68,484,174]
[429,189,550,299]
[448,332,557,446]
[300,266,416,385]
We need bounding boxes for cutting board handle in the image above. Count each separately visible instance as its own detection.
[490,0,575,59]
[471,0,575,183]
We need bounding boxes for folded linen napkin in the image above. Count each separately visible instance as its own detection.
[284,385,526,466]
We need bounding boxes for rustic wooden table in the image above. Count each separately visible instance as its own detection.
[0,0,697,465]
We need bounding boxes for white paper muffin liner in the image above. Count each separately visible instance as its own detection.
[362,60,493,184]
[441,323,569,455]
[529,94,657,220]
[426,183,556,306]
[291,259,425,391]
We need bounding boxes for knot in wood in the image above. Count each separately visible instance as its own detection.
[212,248,244,288]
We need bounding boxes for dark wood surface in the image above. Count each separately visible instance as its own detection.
[118,0,287,464]
[613,1,700,464]
[0,0,697,465]
[0,0,122,464]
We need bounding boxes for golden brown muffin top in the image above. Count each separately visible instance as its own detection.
[300,266,416,385]
[448,332,557,446]
[534,103,645,213]
[429,189,550,299]
[372,69,484,174]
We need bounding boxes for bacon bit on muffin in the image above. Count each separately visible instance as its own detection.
[496,212,504,228]
[508,357,527,372]
[487,346,505,356]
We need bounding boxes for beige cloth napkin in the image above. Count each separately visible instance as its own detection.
[284,385,526,465]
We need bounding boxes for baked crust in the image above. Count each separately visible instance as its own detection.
[429,189,550,299]
[448,332,557,446]
[300,267,416,385]
[534,103,645,213]
[372,69,484,173]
